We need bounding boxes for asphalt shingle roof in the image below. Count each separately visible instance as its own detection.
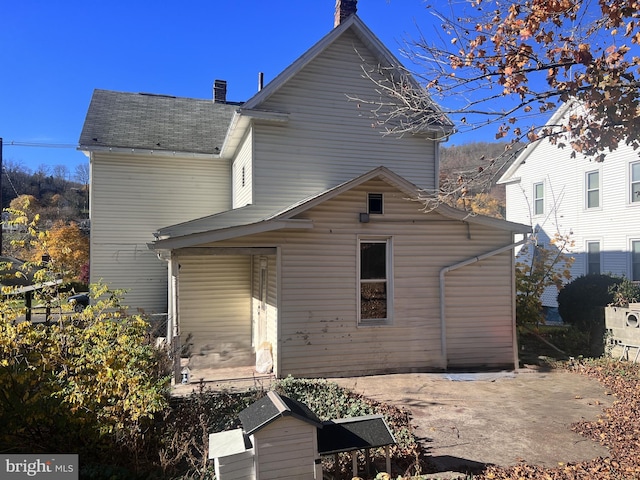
[78,89,239,155]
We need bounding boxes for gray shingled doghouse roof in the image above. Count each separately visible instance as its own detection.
[317,415,396,455]
[238,391,323,435]
[78,89,239,155]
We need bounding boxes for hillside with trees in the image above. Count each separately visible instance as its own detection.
[439,141,521,218]
[1,161,90,284]
[1,160,89,224]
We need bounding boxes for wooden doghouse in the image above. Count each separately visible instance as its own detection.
[208,391,396,480]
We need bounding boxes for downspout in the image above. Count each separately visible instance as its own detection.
[439,235,527,369]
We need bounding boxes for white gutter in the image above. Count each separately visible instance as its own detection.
[439,237,527,368]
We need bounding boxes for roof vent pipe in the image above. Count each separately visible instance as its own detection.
[334,0,357,27]
[258,72,264,92]
[213,80,227,103]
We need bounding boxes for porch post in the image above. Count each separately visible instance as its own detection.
[169,253,181,383]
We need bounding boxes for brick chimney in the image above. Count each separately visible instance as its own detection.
[213,79,227,103]
[334,0,357,27]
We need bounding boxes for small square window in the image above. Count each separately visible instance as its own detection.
[368,193,383,214]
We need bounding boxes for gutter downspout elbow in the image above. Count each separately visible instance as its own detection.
[439,237,527,369]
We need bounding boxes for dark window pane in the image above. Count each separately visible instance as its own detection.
[361,242,386,279]
[588,242,600,275]
[361,282,387,319]
[368,193,383,214]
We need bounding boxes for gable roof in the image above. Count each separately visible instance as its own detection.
[497,101,577,184]
[78,89,238,156]
[79,15,452,160]
[243,15,419,111]
[149,167,531,250]
[238,391,323,435]
[220,15,453,158]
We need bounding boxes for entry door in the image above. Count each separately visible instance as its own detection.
[256,258,268,349]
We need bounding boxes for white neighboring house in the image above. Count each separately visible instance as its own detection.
[498,101,640,313]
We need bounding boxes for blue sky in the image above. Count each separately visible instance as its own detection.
[1,1,481,177]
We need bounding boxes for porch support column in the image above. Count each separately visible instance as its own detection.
[169,253,181,383]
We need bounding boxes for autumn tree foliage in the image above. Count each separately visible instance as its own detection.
[31,220,89,283]
[456,192,505,218]
[515,232,574,326]
[362,0,640,196]
[0,283,169,463]
[9,194,40,217]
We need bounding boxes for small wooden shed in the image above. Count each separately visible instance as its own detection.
[208,391,397,480]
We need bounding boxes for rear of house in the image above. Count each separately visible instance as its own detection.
[80,2,529,378]
[156,171,528,377]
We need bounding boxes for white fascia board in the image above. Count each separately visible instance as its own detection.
[219,109,290,159]
[78,145,217,160]
[151,219,313,250]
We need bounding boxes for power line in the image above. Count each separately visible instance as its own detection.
[4,141,78,149]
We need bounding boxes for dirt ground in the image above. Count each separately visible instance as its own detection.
[332,367,611,478]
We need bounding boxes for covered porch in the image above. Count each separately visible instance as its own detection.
[165,247,279,385]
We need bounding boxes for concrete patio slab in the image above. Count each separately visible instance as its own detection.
[331,368,611,476]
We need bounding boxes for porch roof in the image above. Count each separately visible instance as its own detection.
[149,167,531,250]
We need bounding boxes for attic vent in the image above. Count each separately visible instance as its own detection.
[334,0,357,27]
[213,80,227,103]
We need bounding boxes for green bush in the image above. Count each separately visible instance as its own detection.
[557,274,621,357]
[557,274,621,327]
[0,283,170,470]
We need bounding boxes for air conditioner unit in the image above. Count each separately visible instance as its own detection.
[626,311,639,328]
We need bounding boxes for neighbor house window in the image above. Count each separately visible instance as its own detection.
[633,241,640,281]
[586,170,600,208]
[533,182,544,215]
[587,241,601,275]
[368,193,383,214]
[359,238,392,323]
[632,162,640,203]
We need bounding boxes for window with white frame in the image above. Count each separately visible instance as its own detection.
[368,193,383,214]
[631,162,640,203]
[586,170,600,208]
[632,241,640,281]
[587,241,601,275]
[533,182,544,215]
[359,238,392,324]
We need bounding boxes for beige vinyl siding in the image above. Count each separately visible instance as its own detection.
[90,152,231,312]
[253,417,318,480]
[214,450,255,480]
[445,252,516,368]
[232,128,253,208]
[252,29,437,209]
[177,255,252,366]
[201,178,516,377]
